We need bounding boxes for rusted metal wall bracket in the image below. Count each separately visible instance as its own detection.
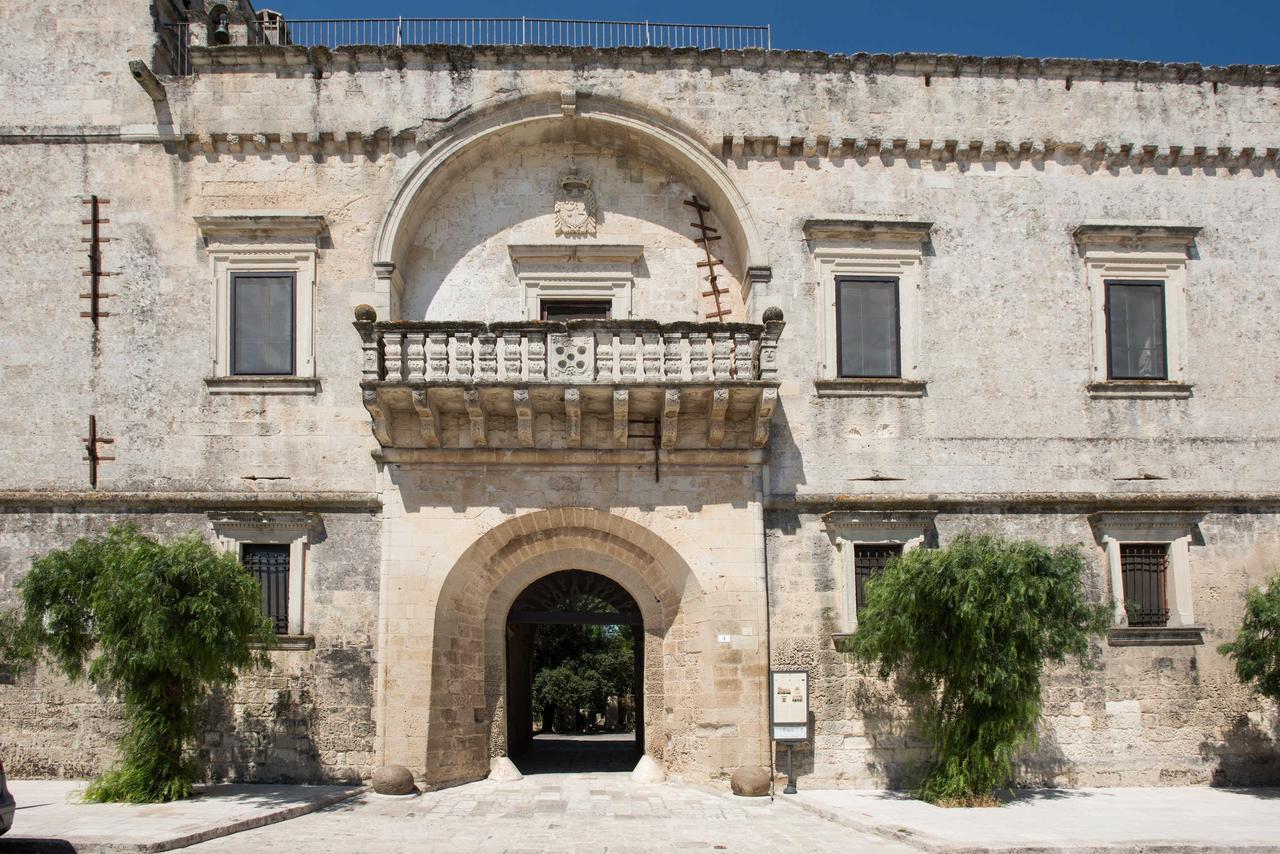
[82,415,115,489]
[81,195,113,327]
[685,194,731,321]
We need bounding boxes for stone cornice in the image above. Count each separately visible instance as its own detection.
[184,45,1280,89]
[0,491,381,512]
[768,493,1280,514]
[1074,222,1202,248]
[195,211,329,242]
[803,217,933,243]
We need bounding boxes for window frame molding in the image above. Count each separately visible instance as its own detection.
[1089,511,1204,644]
[804,218,931,397]
[1074,223,1199,399]
[209,512,312,639]
[823,511,935,636]
[195,212,327,395]
[508,243,643,321]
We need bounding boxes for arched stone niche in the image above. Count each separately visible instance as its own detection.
[400,508,711,789]
[372,94,770,322]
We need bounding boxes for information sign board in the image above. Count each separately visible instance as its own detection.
[770,669,809,743]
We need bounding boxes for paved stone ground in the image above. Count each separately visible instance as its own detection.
[795,786,1280,852]
[0,780,360,853]
[184,772,915,854]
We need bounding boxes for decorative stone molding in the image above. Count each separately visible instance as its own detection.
[507,243,643,320]
[196,210,327,389]
[1107,625,1204,647]
[1074,221,1199,392]
[823,510,936,635]
[805,217,930,389]
[1089,511,1204,632]
[209,511,317,637]
[0,491,379,511]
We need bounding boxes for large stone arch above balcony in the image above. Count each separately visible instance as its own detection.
[371,91,771,320]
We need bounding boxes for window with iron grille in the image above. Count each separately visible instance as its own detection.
[241,543,290,633]
[1120,543,1170,627]
[854,544,903,613]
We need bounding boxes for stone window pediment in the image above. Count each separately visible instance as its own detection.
[508,242,644,321]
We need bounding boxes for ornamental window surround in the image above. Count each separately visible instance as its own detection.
[1074,223,1199,399]
[1090,511,1204,646]
[507,243,643,321]
[804,217,931,397]
[823,511,935,635]
[209,513,313,642]
[195,212,327,394]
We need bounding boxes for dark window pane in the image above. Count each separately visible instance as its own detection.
[241,543,290,634]
[1119,543,1169,627]
[854,543,903,614]
[837,278,900,378]
[540,299,612,321]
[232,273,295,375]
[1106,281,1166,379]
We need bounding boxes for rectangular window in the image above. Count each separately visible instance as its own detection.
[854,543,903,613]
[540,299,612,321]
[1120,543,1170,627]
[231,273,295,375]
[837,278,900,378]
[1106,281,1167,380]
[241,543,291,633]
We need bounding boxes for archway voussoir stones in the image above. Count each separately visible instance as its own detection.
[395,508,715,787]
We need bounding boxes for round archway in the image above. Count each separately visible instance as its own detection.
[506,570,644,773]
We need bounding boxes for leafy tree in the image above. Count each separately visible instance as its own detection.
[1220,574,1280,701]
[531,623,634,732]
[0,524,273,802]
[843,534,1109,805]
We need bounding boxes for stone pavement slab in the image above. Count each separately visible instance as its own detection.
[0,780,362,853]
[183,771,917,853]
[792,786,1280,853]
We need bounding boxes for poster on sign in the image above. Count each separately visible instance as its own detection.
[770,669,809,743]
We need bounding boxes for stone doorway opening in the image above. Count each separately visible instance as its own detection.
[505,570,644,774]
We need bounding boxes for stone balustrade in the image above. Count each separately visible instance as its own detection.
[355,317,783,385]
[353,308,785,455]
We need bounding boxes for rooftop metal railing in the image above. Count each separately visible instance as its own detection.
[167,17,771,74]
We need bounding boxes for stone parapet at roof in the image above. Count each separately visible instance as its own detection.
[185,43,1280,86]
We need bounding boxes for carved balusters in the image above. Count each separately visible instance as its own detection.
[383,332,404,381]
[663,331,683,380]
[405,332,426,381]
[427,332,449,379]
[689,333,710,381]
[454,331,474,380]
[711,331,733,380]
[528,331,547,381]
[734,331,754,380]
[642,331,661,380]
[617,332,638,380]
[502,331,523,380]
[596,331,614,382]
[477,332,498,379]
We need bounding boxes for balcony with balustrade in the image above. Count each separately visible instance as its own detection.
[353,307,784,462]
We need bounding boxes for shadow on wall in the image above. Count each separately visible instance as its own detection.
[1201,713,1280,787]
[849,677,931,790]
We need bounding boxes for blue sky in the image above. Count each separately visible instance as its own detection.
[259,1,1277,65]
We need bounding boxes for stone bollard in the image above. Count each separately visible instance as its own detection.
[370,765,418,796]
[730,765,771,797]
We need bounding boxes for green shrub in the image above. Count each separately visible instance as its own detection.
[0,524,273,802]
[843,534,1109,805]
[1220,575,1280,701]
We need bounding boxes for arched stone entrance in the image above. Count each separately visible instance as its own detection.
[408,508,713,789]
[505,570,644,772]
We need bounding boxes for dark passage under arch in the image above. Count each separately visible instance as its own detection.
[506,570,644,773]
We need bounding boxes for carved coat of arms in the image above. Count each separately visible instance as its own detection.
[554,173,597,236]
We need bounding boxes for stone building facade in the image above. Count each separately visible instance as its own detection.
[1,0,1278,789]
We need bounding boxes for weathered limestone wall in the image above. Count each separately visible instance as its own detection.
[0,0,1277,787]
[768,509,1280,788]
[0,508,380,783]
